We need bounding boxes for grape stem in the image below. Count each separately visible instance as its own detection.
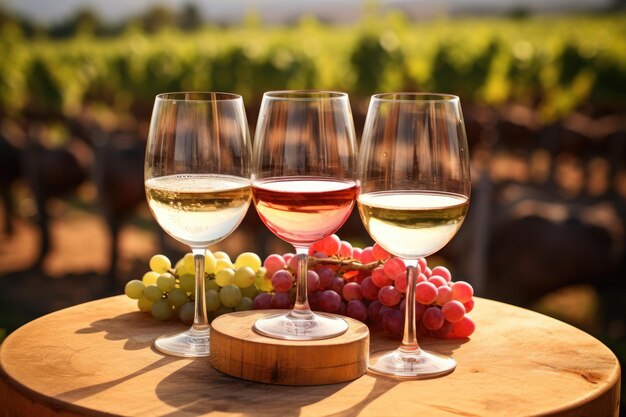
[307,257,383,273]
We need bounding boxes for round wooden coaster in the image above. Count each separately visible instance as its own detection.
[209,310,369,385]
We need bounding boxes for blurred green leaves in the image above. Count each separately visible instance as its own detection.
[0,13,624,121]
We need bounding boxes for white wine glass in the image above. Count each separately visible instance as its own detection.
[357,93,471,378]
[145,92,252,357]
[251,90,358,340]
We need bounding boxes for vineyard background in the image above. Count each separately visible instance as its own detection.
[1,6,625,406]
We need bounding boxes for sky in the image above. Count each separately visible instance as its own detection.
[3,0,613,24]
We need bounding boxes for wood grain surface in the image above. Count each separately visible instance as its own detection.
[0,296,621,417]
[209,310,369,385]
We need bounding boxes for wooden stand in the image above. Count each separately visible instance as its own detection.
[209,310,369,385]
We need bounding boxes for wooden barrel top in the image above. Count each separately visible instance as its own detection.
[0,295,621,417]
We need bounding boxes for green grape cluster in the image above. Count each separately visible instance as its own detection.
[125,251,269,324]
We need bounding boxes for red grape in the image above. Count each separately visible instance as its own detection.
[417,273,428,283]
[431,265,452,282]
[383,257,406,278]
[253,292,272,309]
[428,275,448,288]
[311,234,341,256]
[263,254,286,277]
[316,267,335,290]
[415,281,438,305]
[378,285,402,307]
[382,308,404,336]
[433,321,455,339]
[441,300,466,323]
[306,270,320,292]
[360,277,380,301]
[415,300,426,321]
[346,300,368,322]
[271,292,292,309]
[271,270,294,292]
[423,266,432,277]
[368,300,383,323]
[393,271,408,293]
[399,297,426,321]
[287,255,299,272]
[360,247,376,264]
[451,281,474,303]
[417,257,428,272]
[308,289,322,310]
[319,290,341,313]
[338,301,347,316]
[463,298,475,313]
[342,282,363,301]
[372,243,391,261]
[452,315,475,338]
[338,240,353,257]
[422,306,444,331]
[436,285,453,305]
[351,247,363,261]
[371,267,393,288]
[330,277,345,294]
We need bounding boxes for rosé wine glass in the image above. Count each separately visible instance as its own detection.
[251,90,358,340]
[145,92,251,357]
[357,93,471,378]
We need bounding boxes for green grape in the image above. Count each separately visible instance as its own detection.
[233,266,256,288]
[234,252,262,272]
[157,272,176,292]
[215,268,235,287]
[151,299,173,321]
[219,284,242,307]
[125,280,145,299]
[149,254,171,273]
[174,258,185,272]
[205,278,220,291]
[204,250,218,274]
[214,305,234,317]
[143,284,163,302]
[179,273,195,292]
[137,296,154,312]
[205,289,221,311]
[215,258,234,272]
[168,288,189,308]
[235,297,254,312]
[255,267,273,292]
[179,301,195,324]
[142,271,160,286]
[172,253,192,276]
[213,251,231,262]
[240,283,258,299]
[256,266,267,278]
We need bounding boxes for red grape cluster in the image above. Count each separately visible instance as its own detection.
[253,234,476,339]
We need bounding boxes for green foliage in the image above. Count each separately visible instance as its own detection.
[0,13,625,120]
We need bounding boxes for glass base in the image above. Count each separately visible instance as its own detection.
[368,347,456,379]
[253,311,349,340]
[153,327,210,357]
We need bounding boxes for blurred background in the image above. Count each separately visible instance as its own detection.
[0,0,624,400]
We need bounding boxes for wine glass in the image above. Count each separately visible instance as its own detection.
[145,92,251,357]
[357,93,471,378]
[251,90,358,340]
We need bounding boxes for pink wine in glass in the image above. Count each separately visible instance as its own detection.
[253,176,357,245]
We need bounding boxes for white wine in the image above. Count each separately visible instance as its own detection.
[146,174,251,248]
[358,190,468,259]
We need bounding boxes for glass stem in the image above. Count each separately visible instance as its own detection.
[399,264,420,353]
[191,247,209,332]
[291,247,314,319]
